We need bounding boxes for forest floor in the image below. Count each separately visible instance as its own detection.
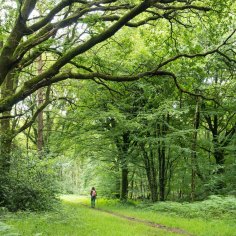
[80,202,193,236]
[1,195,235,236]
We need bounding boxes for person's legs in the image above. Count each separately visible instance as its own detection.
[91,197,95,208]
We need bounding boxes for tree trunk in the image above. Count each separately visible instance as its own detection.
[115,178,121,199]
[142,145,158,202]
[150,149,158,202]
[204,110,226,173]
[158,144,165,201]
[213,136,225,165]
[120,132,130,200]
[158,114,169,201]
[121,164,128,200]
[191,98,200,200]
[130,171,135,199]
[0,73,15,173]
[0,112,12,173]
[37,56,44,158]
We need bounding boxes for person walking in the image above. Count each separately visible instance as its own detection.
[90,187,97,208]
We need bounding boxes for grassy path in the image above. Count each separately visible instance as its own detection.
[64,195,236,236]
[1,195,235,236]
[81,203,194,236]
[1,200,182,236]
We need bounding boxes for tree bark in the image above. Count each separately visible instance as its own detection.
[0,112,12,173]
[142,145,158,202]
[158,144,165,201]
[120,132,130,201]
[121,164,128,200]
[37,56,44,158]
[204,113,225,172]
[158,114,169,201]
[0,73,16,173]
[191,98,200,201]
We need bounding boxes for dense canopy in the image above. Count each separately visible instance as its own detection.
[0,0,235,212]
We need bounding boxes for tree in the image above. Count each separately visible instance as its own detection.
[1,0,234,112]
[0,0,235,208]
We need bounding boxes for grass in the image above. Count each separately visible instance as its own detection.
[70,195,236,236]
[1,195,235,236]
[1,198,180,236]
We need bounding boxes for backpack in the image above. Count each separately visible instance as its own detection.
[91,190,96,197]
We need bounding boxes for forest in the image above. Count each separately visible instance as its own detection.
[0,0,235,235]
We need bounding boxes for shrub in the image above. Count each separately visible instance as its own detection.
[0,154,59,212]
[136,195,236,219]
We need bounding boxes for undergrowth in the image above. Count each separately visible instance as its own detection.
[86,195,236,220]
[137,195,236,220]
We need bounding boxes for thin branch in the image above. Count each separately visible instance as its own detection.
[13,86,51,137]
[92,78,123,96]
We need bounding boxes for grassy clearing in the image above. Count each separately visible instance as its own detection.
[68,195,236,236]
[1,195,235,236]
[1,198,180,236]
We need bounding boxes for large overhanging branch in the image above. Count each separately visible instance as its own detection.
[58,70,221,103]
[0,0,134,85]
[81,4,211,27]
[0,27,235,113]
[18,0,159,82]
[27,0,80,33]
[15,2,213,71]
[0,0,37,82]
[16,1,216,74]
[0,1,234,114]
[1,26,235,114]
[0,0,157,86]
[0,69,215,114]
[0,0,213,86]
[14,5,115,62]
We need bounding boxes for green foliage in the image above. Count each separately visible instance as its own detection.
[66,196,236,236]
[79,195,236,220]
[0,152,59,212]
[137,195,236,220]
[0,221,21,236]
[0,176,58,212]
[204,162,236,196]
[1,0,235,212]
[2,200,177,236]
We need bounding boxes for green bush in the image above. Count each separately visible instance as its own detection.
[136,195,236,219]
[0,176,58,212]
[0,154,59,212]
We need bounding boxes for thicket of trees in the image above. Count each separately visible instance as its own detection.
[0,0,235,210]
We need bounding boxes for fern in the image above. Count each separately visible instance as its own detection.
[137,195,236,219]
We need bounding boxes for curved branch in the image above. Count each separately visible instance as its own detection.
[1,18,234,114]
[154,3,211,12]
[13,4,135,66]
[92,78,123,95]
[99,3,211,27]
[156,70,221,105]
[27,0,77,33]
[157,29,236,69]
[13,86,51,137]
[12,1,154,74]
[0,1,37,85]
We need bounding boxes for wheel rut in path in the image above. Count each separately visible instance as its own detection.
[80,204,195,236]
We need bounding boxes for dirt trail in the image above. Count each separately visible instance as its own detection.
[81,204,195,236]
